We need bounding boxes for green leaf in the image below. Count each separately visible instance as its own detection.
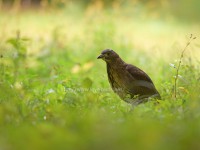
[81,77,93,89]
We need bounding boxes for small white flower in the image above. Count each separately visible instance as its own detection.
[44,116,47,120]
[46,88,55,94]
[178,75,183,78]
[169,63,176,68]
[173,75,183,78]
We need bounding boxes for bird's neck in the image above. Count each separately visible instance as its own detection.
[106,57,125,69]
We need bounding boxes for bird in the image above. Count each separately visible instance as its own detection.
[97,49,161,106]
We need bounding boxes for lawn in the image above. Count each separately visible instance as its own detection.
[0,3,200,150]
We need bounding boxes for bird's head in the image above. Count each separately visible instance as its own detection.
[97,49,119,62]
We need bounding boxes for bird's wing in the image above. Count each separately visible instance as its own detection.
[125,64,153,83]
[125,64,159,96]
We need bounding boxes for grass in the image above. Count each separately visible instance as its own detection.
[0,6,200,150]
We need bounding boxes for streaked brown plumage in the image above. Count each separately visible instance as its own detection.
[97,49,161,105]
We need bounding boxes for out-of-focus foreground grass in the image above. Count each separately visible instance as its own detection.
[0,1,200,150]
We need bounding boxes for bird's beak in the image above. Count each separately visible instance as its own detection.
[97,54,104,59]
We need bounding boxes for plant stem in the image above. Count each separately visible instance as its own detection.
[174,35,196,99]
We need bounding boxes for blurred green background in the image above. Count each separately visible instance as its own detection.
[0,0,200,150]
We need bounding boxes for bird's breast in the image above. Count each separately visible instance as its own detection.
[107,65,133,97]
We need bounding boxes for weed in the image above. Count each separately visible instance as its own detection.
[173,34,196,99]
